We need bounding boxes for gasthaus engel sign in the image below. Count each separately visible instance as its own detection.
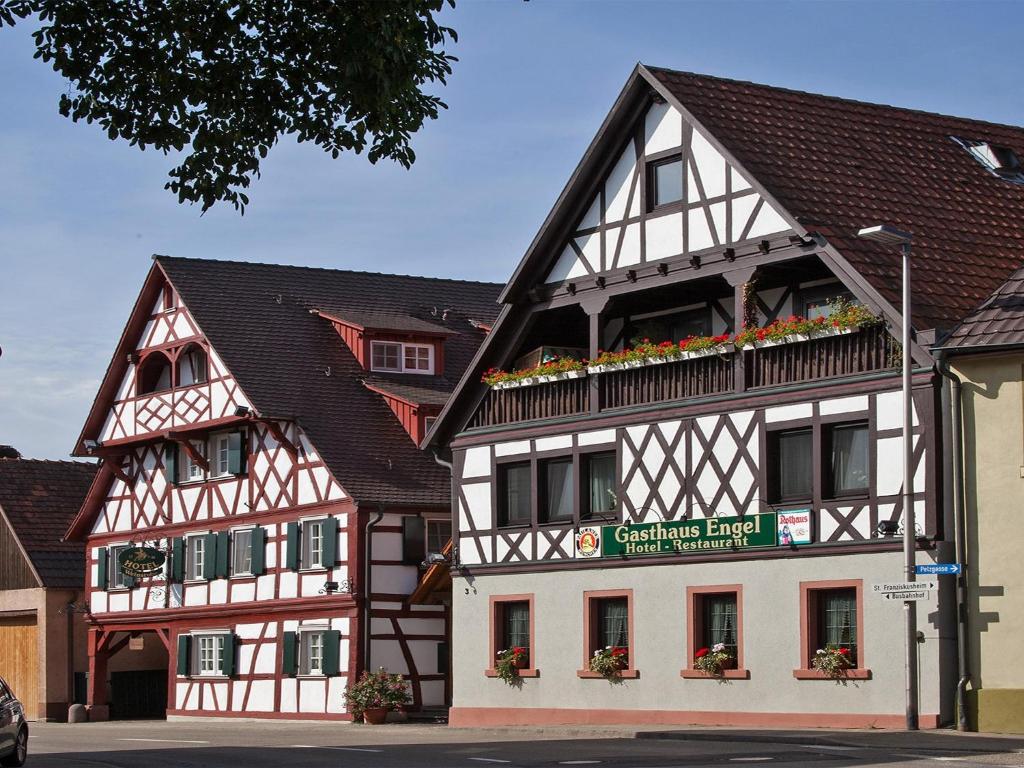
[591,513,778,557]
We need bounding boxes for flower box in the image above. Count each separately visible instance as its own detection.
[587,345,732,374]
[741,326,856,350]
[490,369,586,389]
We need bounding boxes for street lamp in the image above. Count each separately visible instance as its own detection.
[857,224,918,731]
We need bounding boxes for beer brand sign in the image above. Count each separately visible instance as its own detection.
[118,546,166,577]
[597,513,778,557]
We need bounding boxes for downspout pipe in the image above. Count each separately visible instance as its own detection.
[362,505,385,673]
[937,352,970,731]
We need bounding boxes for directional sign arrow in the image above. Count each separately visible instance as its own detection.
[916,564,961,576]
[882,590,931,601]
[872,581,936,594]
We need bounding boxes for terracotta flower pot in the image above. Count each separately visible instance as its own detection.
[362,707,388,725]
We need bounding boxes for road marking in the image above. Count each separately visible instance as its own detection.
[809,746,859,751]
[559,762,602,765]
[291,745,383,753]
[467,759,511,764]
[117,738,210,744]
[729,759,774,763]
[906,756,965,763]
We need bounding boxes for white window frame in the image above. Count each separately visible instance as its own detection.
[298,626,328,677]
[301,519,326,571]
[209,433,232,478]
[109,543,131,590]
[185,534,206,582]
[230,527,254,577]
[370,341,434,375]
[192,632,226,677]
[179,440,207,484]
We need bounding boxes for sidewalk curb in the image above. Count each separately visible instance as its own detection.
[635,730,1024,754]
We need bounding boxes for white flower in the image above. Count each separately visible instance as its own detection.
[712,643,725,653]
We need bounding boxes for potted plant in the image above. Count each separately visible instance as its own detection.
[811,645,853,679]
[494,646,529,686]
[481,356,586,389]
[693,642,736,676]
[344,667,411,724]
[589,645,629,679]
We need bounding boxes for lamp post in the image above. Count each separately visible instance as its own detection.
[857,224,918,730]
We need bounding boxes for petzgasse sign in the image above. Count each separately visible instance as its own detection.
[117,546,166,577]
[597,513,778,557]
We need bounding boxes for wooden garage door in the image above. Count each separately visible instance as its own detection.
[0,616,38,720]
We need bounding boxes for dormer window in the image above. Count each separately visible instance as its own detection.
[953,137,1024,184]
[371,341,434,375]
[137,352,172,395]
[177,344,209,386]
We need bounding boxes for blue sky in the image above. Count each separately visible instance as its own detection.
[2,0,1022,460]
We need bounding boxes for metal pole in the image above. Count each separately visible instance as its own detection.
[902,241,920,730]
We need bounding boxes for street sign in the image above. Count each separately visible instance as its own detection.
[881,590,931,601]
[916,563,961,576]
[872,581,936,594]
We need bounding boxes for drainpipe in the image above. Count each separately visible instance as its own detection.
[362,505,385,673]
[937,353,970,731]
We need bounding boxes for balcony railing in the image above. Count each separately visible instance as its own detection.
[470,375,590,429]
[747,325,897,389]
[470,326,897,430]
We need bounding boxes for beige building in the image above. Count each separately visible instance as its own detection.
[0,450,96,721]
[943,268,1024,734]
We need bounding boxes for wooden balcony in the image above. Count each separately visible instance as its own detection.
[747,324,897,389]
[600,354,734,410]
[470,375,590,429]
[469,326,897,430]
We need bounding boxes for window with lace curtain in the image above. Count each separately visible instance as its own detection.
[816,588,858,664]
[702,593,738,656]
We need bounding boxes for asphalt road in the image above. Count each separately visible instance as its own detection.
[22,720,1024,768]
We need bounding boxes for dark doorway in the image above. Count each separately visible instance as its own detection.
[110,669,167,719]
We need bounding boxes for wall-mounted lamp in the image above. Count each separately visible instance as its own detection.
[876,519,900,537]
[234,405,251,417]
[82,439,100,453]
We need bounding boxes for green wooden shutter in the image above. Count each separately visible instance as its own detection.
[171,537,184,582]
[202,533,219,580]
[227,431,247,476]
[164,443,178,485]
[322,630,341,676]
[216,530,230,579]
[124,573,136,589]
[281,631,298,676]
[221,634,237,677]
[322,517,339,567]
[285,522,300,570]
[250,526,266,576]
[402,516,426,565]
[176,635,191,676]
[96,548,109,591]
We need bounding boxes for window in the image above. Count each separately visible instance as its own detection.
[684,585,746,678]
[497,462,532,526]
[426,519,452,557]
[801,285,856,321]
[629,307,711,347]
[177,345,208,386]
[231,529,253,576]
[303,520,325,569]
[371,342,401,371]
[649,156,683,208]
[300,630,325,676]
[137,352,172,394]
[424,416,438,433]
[161,284,176,311]
[826,423,870,497]
[539,458,573,523]
[371,341,434,374]
[769,428,812,502]
[582,452,616,519]
[797,580,867,678]
[109,545,131,589]
[487,595,537,678]
[179,441,206,483]
[581,590,636,678]
[195,634,225,676]
[186,535,206,581]
[209,434,231,478]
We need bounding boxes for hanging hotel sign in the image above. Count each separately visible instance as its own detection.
[118,546,166,577]
[578,513,778,558]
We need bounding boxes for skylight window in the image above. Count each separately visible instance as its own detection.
[953,137,1024,184]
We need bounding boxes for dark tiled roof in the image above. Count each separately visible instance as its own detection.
[363,375,454,407]
[0,459,97,588]
[325,309,454,336]
[942,265,1024,349]
[647,67,1024,331]
[157,257,500,507]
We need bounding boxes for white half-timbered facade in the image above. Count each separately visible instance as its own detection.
[69,257,498,721]
[427,65,1024,729]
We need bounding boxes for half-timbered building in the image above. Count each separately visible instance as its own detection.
[427,66,1024,728]
[68,257,499,720]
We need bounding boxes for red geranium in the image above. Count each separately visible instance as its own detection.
[695,647,710,659]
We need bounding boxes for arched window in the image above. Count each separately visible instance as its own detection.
[177,344,209,386]
[137,352,172,395]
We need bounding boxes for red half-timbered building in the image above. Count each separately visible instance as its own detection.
[67,257,499,720]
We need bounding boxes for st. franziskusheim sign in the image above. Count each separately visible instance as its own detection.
[600,513,778,557]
